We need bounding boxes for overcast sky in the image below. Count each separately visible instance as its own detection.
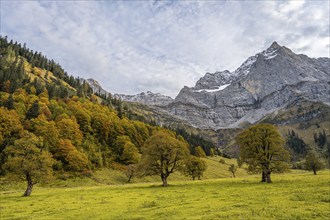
[1,0,329,97]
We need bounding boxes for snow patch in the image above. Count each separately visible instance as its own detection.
[265,54,277,60]
[234,56,257,76]
[300,76,319,82]
[262,48,278,60]
[195,84,230,93]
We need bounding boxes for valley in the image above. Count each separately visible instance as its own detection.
[0,23,329,220]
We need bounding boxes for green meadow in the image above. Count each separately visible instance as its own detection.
[1,166,329,219]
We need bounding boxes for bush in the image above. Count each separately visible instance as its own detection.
[219,159,226,164]
[292,162,304,170]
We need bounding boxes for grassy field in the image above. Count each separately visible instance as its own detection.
[1,170,329,220]
[34,156,246,188]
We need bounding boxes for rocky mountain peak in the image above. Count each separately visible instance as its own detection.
[169,42,330,129]
[269,41,280,49]
[85,78,109,96]
[86,78,102,87]
[193,70,235,90]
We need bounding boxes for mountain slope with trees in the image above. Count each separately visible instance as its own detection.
[0,36,215,194]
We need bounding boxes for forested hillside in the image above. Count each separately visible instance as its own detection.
[0,37,214,183]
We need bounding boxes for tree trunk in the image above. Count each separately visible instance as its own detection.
[313,169,317,175]
[233,172,236,178]
[192,176,195,180]
[161,174,168,187]
[266,171,272,183]
[261,172,266,182]
[127,175,132,182]
[23,173,33,196]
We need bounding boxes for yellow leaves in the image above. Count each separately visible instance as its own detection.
[29,116,59,151]
[13,88,29,105]
[56,117,83,146]
[56,139,89,172]
[0,92,10,105]
[0,107,23,144]
[3,131,54,183]
[195,146,206,158]
[39,104,52,118]
[184,155,207,180]
[30,86,37,95]
[141,131,190,175]
[90,94,98,103]
[121,141,140,165]
[39,88,49,104]
[3,80,10,93]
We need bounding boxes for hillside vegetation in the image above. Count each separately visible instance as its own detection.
[0,37,219,194]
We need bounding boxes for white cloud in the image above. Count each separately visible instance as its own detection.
[1,1,329,97]
[279,0,305,14]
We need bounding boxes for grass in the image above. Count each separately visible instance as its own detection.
[40,156,245,188]
[1,170,329,219]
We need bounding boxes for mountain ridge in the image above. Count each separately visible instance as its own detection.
[167,41,330,129]
[86,41,329,130]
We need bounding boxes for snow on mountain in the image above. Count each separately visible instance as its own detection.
[195,84,231,93]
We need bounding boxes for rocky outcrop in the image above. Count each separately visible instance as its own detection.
[85,78,109,97]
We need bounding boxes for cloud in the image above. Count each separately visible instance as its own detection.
[1,1,329,97]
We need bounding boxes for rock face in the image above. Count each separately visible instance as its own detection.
[85,78,109,97]
[166,42,330,129]
[114,91,173,106]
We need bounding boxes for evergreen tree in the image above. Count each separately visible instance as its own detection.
[5,94,14,110]
[286,130,307,158]
[26,100,40,120]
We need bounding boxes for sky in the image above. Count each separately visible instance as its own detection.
[1,0,329,98]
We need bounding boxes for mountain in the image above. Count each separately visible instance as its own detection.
[164,42,330,129]
[80,41,329,153]
[85,78,109,97]
[114,91,173,106]
[84,41,329,131]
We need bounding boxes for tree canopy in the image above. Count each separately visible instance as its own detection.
[304,151,324,175]
[236,123,290,183]
[195,146,206,158]
[183,156,207,180]
[141,131,189,186]
[3,131,54,196]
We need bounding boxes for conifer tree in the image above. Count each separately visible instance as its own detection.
[26,100,40,120]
